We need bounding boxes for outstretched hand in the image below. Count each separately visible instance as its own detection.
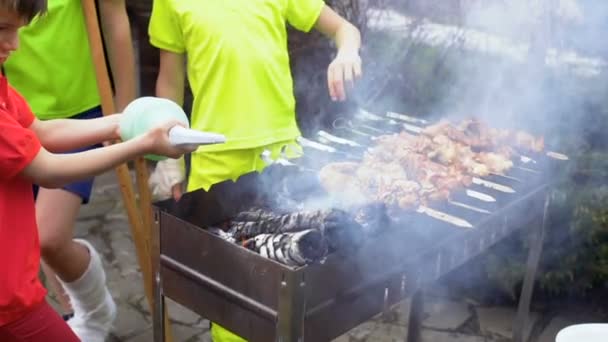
[146,121,197,159]
[327,50,362,102]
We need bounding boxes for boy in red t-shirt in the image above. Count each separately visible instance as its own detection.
[0,1,194,340]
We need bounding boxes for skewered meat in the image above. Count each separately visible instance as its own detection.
[514,131,545,153]
[423,119,491,149]
[318,162,367,204]
[376,179,420,209]
[425,118,544,153]
[317,116,543,211]
[318,147,465,211]
[476,152,513,174]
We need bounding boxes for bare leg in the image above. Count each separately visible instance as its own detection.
[36,188,90,283]
[36,187,116,340]
[41,261,73,314]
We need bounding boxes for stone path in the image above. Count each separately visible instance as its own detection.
[49,170,603,342]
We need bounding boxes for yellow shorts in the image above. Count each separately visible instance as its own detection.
[211,323,246,342]
[188,140,301,342]
[187,140,301,192]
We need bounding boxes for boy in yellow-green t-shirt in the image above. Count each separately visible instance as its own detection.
[148,0,361,340]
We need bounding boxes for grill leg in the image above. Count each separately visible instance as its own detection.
[154,285,166,342]
[152,210,166,342]
[513,191,551,342]
[276,272,307,342]
[403,289,424,342]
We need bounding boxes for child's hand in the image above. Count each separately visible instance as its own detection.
[145,121,197,159]
[149,158,186,201]
[327,50,362,102]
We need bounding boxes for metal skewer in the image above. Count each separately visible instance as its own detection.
[416,206,473,228]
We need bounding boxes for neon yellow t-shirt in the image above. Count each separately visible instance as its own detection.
[148,0,324,153]
[3,0,100,119]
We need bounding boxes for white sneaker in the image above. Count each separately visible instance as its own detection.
[60,239,117,342]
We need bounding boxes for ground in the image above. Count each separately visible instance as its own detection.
[48,169,603,342]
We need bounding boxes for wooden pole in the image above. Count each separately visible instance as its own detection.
[80,1,173,340]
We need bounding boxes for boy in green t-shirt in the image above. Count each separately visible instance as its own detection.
[148,0,361,340]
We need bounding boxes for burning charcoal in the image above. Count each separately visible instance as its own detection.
[354,203,390,236]
[233,207,278,222]
[320,209,364,251]
[206,227,236,243]
[228,210,318,240]
[228,209,365,251]
[242,229,327,266]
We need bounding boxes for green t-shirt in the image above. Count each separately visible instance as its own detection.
[148,0,324,153]
[3,0,100,119]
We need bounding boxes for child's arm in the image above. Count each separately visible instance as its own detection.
[21,120,191,188]
[152,50,188,201]
[156,50,186,106]
[98,0,136,111]
[30,114,121,153]
[313,6,362,102]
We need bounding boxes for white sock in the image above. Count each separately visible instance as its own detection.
[58,239,116,342]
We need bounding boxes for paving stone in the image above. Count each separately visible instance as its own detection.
[110,236,141,276]
[133,294,153,319]
[538,316,579,342]
[167,299,202,326]
[74,218,103,237]
[423,298,472,330]
[362,322,408,342]
[91,171,132,199]
[94,184,122,200]
[105,217,132,232]
[78,199,116,220]
[195,330,213,342]
[425,283,451,299]
[128,325,209,342]
[80,234,109,256]
[107,221,133,243]
[477,306,539,341]
[421,329,486,342]
[381,299,411,326]
[333,334,351,342]
[171,324,205,341]
[107,272,146,303]
[124,329,153,342]
[112,304,151,339]
[106,210,130,223]
[348,321,378,341]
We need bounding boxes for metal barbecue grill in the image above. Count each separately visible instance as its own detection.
[152,109,561,342]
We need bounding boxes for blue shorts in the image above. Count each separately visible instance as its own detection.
[33,107,103,204]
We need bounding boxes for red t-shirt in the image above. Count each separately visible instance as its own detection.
[0,75,46,326]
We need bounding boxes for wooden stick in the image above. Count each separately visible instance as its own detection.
[135,158,154,242]
[80,1,174,341]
